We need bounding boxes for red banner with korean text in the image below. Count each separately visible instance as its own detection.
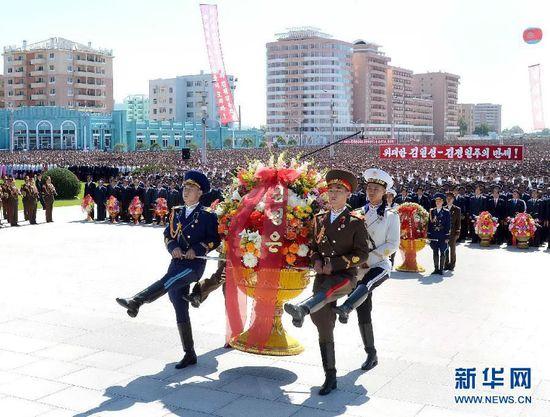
[379,145,524,161]
[200,4,238,124]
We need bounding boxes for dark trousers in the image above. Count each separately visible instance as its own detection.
[469,219,479,243]
[97,203,107,221]
[161,260,203,324]
[459,216,469,241]
[28,199,37,224]
[445,237,457,268]
[356,267,388,324]
[44,198,54,222]
[9,198,18,226]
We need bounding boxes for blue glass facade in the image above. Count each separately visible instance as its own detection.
[0,107,264,151]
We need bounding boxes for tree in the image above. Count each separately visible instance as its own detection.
[242,137,254,148]
[223,137,233,148]
[287,138,298,146]
[167,144,176,151]
[113,143,126,152]
[189,142,199,151]
[150,142,161,151]
[458,118,468,136]
[43,168,80,199]
[473,124,490,136]
[509,125,524,135]
[135,142,146,151]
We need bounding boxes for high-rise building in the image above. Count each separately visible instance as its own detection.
[386,66,433,141]
[352,41,391,130]
[458,103,475,135]
[266,28,354,144]
[121,94,149,122]
[2,37,114,112]
[473,103,501,133]
[149,72,236,126]
[412,72,460,141]
[0,75,4,108]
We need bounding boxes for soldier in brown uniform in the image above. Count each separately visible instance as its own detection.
[284,169,369,396]
[42,176,57,223]
[444,191,461,271]
[6,177,21,226]
[21,176,31,221]
[26,177,39,225]
[0,177,8,226]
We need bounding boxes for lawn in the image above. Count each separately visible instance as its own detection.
[14,179,84,210]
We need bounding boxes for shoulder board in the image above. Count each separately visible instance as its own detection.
[350,210,365,220]
[315,211,328,217]
[201,206,214,213]
[171,205,184,211]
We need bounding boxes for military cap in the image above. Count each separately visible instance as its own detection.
[326,169,357,192]
[363,168,393,190]
[184,170,210,193]
[433,192,446,201]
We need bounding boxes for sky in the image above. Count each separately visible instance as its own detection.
[1,0,549,131]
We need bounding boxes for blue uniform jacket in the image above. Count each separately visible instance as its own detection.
[428,207,451,241]
[163,205,221,270]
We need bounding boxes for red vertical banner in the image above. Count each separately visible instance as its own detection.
[200,4,238,124]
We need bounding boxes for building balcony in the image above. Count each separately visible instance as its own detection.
[12,72,25,78]
[13,95,26,100]
[12,83,25,89]
[30,70,45,76]
[75,94,104,100]
[75,59,103,66]
[74,82,105,88]
[30,58,46,65]
[31,82,46,88]
[31,94,46,100]
[75,71,104,78]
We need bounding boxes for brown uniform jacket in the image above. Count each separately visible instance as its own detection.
[449,205,461,239]
[310,208,369,274]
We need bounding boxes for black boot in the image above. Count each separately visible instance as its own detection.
[182,284,202,308]
[319,341,337,395]
[438,253,446,275]
[116,280,166,318]
[284,292,327,328]
[431,252,439,275]
[333,284,370,324]
[175,321,197,369]
[359,322,378,371]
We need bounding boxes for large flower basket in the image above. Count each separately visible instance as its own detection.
[509,213,536,249]
[81,194,95,222]
[216,155,326,356]
[129,196,143,225]
[475,211,498,247]
[155,197,168,225]
[106,196,120,223]
[395,203,429,272]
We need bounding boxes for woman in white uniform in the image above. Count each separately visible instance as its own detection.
[334,169,400,371]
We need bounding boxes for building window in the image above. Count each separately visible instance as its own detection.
[50,88,56,95]
[153,109,157,115]
[169,98,173,104]
[169,87,173,93]
[169,108,173,114]
[7,68,12,73]
[49,101,55,106]
[67,77,73,84]
[187,81,192,87]
[187,112,193,118]
[68,88,73,96]
[174,136,181,147]
[49,53,55,59]
[162,136,169,148]
[67,66,73,72]
[49,65,54,71]
[186,92,193,98]
[49,76,55,83]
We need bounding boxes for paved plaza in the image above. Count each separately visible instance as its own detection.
[0,206,549,417]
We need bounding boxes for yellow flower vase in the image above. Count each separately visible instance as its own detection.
[229,268,311,356]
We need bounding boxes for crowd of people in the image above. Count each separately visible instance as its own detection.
[1,139,549,248]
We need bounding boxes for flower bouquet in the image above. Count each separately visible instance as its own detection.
[474,211,498,246]
[154,197,168,225]
[81,194,95,221]
[106,196,120,223]
[215,154,326,355]
[395,202,429,272]
[129,196,143,224]
[508,213,537,249]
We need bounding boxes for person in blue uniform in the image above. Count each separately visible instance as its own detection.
[115,170,220,369]
[468,184,486,243]
[428,193,450,275]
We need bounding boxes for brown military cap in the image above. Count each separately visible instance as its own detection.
[326,169,357,192]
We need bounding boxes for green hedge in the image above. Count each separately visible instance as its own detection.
[43,168,80,199]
